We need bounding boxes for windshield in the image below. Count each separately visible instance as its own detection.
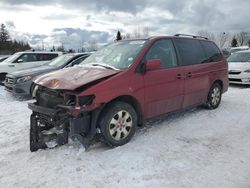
[80,40,148,69]
[228,52,250,62]
[2,53,21,63]
[48,54,74,67]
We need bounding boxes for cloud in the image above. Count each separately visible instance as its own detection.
[1,0,250,50]
[1,0,148,14]
[42,13,78,20]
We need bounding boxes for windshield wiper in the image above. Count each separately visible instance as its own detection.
[90,63,119,70]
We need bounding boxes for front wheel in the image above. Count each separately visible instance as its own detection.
[99,102,137,147]
[206,83,222,109]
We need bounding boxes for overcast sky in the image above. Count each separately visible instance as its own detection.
[0,0,249,50]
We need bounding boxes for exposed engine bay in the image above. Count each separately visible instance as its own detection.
[28,85,101,152]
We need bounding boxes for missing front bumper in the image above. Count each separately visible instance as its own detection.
[28,102,102,152]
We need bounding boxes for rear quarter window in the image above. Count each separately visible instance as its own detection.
[200,41,223,62]
[41,54,59,61]
[174,38,206,66]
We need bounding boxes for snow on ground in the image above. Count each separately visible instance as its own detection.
[0,86,250,188]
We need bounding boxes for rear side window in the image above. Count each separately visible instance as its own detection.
[174,38,206,66]
[200,41,223,62]
[146,39,177,68]
[16,53,58,63]
[36,54,58,61]
[42,54,58,61]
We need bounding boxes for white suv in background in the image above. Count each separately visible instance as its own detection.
[0,51,62,84]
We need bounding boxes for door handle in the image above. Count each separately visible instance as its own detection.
[177,74,184,79]
[8,65,15,67]
[187,72,192,78]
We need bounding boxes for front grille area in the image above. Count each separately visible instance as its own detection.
[5,77,15,85]
[37,89,64,108]
[228,70,241,75]
[229,78,242,82]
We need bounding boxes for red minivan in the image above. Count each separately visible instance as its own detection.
[28,34,228,151]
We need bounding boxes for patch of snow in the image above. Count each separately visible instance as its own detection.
[0,86,250,188]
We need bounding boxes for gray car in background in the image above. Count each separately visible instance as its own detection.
[5,53,91,97]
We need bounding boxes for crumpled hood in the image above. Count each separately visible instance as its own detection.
[34,65,121,90]
[11,65,56,77]
[228,62,250,71]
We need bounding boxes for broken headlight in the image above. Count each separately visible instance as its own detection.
[78,95,95,106]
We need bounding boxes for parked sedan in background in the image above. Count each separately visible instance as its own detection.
[0,51,62,84]
[228,50,250,85]
[5,53,91,97]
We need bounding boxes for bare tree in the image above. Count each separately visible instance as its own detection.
[124,33,131,39]
[217,32,230,48]
[89,40,98,51]
[236,32,249,46]
[126,26,150,39]
[133,27,141,38]
[197,31,216,42]
[56,45,65,52]
[142,27,149,37]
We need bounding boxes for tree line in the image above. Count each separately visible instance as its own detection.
[0,23,31,55]
[194,31,250,48]
[116,29,250,49]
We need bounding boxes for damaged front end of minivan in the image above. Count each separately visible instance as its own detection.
[28,66,120,152]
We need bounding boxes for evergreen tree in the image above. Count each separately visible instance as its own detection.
[0,23,30,54]
[231,37,238,47]
[116,31,122,41]
[248,39,250,47]
[0,23,10,42]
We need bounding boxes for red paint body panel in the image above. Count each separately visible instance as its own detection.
[142,67,185,118]
[35,36,229,120]
[34,66,120,90]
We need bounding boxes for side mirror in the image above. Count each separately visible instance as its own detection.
[17,59,24,63]
[146,59,161,71]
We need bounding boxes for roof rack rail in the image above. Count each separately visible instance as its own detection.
[174,34,208,40]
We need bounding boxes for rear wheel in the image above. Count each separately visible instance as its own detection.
[99,101,137,147]
[206,83,222,109]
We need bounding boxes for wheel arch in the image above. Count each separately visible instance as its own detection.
[98,95,144,127]
[0,72,8,77]
[212,79,223,90]
[0,72,8,84]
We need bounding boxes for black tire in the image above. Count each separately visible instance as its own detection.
[206,82,222,109]
[99,101,137,147]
